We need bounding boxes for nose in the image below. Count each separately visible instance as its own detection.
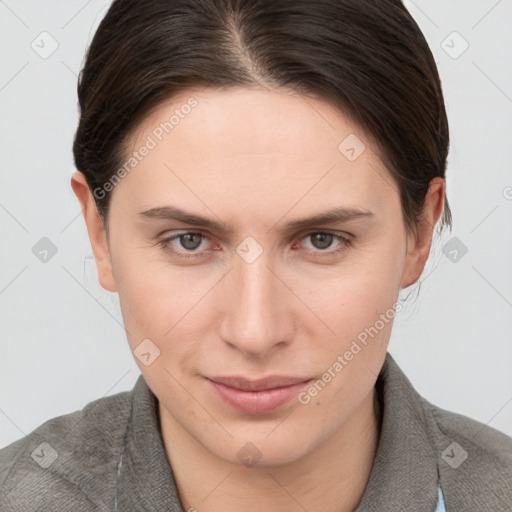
[218,249,293,358]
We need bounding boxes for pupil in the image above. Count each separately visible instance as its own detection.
[181,233,202,250]
[312,233,332,250]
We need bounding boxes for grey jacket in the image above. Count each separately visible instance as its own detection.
[1,352,511,511]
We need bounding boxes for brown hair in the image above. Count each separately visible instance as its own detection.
[73,0,452,239]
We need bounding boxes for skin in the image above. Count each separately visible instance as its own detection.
[71,86,445,512]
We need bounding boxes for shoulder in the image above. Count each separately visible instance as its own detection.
[421,396,512,508]
[0,387,133,512]
[425,397,512,467]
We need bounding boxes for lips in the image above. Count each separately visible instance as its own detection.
[208,375,312,391]
[206,375,313,415]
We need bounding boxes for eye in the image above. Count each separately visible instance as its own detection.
[156,230,353,260]
[294,231,353,256]
[157,231,212,259]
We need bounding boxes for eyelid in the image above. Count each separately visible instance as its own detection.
[293,230,353,254]
[155,230,218,261]
[158,229,352,244]
[295,227,354,240]
[157,229,353,258]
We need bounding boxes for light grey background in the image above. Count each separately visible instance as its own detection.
[1,0,511,448]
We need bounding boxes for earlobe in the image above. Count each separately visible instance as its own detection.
[400,177,446,289]
[70,170,118,293]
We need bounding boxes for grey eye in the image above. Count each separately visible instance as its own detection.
[177,233,204,251]
[308,233,335,250]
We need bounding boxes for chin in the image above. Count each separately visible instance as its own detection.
[202,427,317,468]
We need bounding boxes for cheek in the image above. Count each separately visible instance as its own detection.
[113,223,405,360]
[295,259,402,417]
[301,240,405,396]
[111,248,185,343]
[305,238,404,335]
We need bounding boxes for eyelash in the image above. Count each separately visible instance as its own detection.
[156,230,353,260]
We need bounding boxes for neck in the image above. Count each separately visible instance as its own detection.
[159,385,381,512]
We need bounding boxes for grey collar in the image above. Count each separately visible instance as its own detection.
[354,353,439,511]
[114,352,512,511]
[115,352,442,511]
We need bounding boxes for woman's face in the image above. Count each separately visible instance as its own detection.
[84,86,433,466]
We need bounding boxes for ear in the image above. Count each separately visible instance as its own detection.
[70,170,117,292]
[400,177,446,289]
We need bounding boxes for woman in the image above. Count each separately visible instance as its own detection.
[1,0,511,510]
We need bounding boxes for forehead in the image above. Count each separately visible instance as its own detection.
[132,86,374,160]
[114,86,396,219]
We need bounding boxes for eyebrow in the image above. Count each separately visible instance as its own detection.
[138,205,375,233]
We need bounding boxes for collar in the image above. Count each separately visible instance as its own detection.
[354,352,440,510]
[116,352,441,511]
